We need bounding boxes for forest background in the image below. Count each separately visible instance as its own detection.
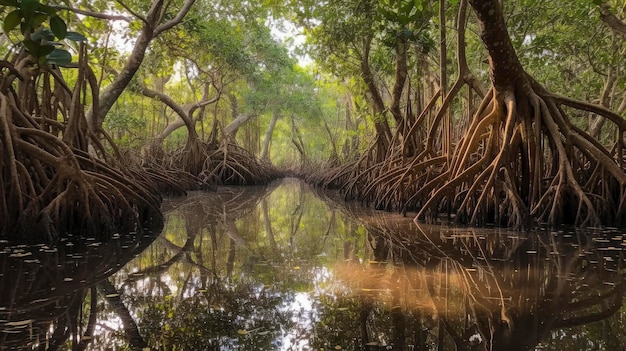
[1,0,626,237]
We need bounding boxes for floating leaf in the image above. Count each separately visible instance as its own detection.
[237,329,249,335]
[9,251,31,257]
[5,319,33,327]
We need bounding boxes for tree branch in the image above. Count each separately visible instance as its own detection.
[53,5,131,21]
[142,87,193,127]
[599,2,626,40]
[554,296,623,328]
[115,0,148,24]
[155,0,197,36]
[97,279,154,351]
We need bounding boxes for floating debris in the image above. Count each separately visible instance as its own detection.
[9,252,32,258]
[4,319,33,327]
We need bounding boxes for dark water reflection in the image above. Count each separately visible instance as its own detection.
[0,229,158,350]
[2,178,626,350]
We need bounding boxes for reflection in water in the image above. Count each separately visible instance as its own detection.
[331,209,626,351]
[0,230,159,350]
[2,178,626,350]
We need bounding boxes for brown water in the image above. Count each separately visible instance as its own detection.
[1,178,625,350]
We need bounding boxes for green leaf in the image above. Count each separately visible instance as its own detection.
[0,0,18,6]
[22,39,55,61]
[3,10,23,33]
[20,0,37,12]
[49,16,67,39]
[47,48,72,66]
[65,31,87,42]
[378,7,396,22]
[39,44,55,56]
[36,3,57,15]
[400,1,415,15]
[32,13,48,27]
[31,28,55,42]
[398,14,409,25]
[22,39,41,56]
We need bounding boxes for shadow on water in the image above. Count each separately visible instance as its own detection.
[2,178,626,350]
[0,229,160,350]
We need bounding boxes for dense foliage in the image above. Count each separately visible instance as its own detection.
[1,0,626,230]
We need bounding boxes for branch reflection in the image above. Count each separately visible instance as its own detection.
[329,207,626,350]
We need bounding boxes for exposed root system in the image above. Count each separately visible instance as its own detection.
[308,0,626,229]
[157,139,281,186]
[1,52,162,240]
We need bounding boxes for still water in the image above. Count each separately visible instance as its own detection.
[1,178,626,350]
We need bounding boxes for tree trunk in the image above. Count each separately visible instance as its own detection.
[86,0,196,130]
[599,2,626,39]
[413,0,626,227]
[223,113,255,139]
[360,35,392,153]
[469,0,528,92]
[261,112,280,161]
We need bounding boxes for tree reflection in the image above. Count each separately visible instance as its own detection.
[0,230,158,350]
[314,205,626,350]
[7,180,623,350]
[96,179,347,350]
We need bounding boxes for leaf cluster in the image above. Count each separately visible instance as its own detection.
[377,0,434,52]
[1,0,86,65]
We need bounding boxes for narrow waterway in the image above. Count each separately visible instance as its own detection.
[1,178,625,350]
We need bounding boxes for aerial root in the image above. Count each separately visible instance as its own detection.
[411,86,626,228]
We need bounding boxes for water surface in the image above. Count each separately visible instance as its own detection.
[1,178,625,350]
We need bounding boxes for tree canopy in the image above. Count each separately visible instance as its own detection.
[1,0,626,237]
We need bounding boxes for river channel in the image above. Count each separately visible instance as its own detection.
[1,178,626,350]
